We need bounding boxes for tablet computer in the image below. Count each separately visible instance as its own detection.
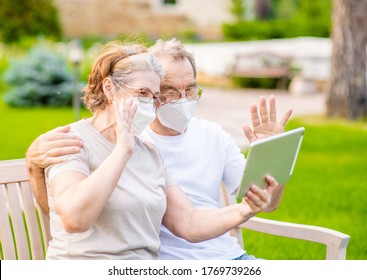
[236,127,305,199]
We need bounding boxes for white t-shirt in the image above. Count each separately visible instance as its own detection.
[141,117,247,259]
[45,119,176,260]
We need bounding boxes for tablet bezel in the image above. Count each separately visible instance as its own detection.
[236,127,305,199]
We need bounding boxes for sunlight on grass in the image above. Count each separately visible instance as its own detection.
[0,101,91,160]
[252,117,367,259]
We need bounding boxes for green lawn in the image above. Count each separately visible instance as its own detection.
[0,100,91,160]
[0,101,366,260]
[244,117,367,260]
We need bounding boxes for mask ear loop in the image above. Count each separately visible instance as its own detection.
[104,76,116,105]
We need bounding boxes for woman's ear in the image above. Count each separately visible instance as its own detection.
[102,77,114,103]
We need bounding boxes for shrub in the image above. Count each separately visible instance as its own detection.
[3,45,83,107]
[232,77,278,89]
[223,0,332,41]
[0,0,61,43]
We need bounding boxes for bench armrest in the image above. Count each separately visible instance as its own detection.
[240,217,350,260]
[220,184,350,259]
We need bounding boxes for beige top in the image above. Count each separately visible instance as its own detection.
[45,119,176,260]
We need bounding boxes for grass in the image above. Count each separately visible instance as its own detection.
[0,100,91,160]
[244,116,367,259]
[0,100,366,259]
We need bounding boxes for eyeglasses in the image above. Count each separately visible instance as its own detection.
[112,80,159,104]
[158,84,203,104]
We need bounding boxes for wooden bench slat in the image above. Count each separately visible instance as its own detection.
[0,159,50,260]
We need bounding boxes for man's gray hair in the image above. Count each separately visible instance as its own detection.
[149,38,197,78]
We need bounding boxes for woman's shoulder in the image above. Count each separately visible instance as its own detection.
[67,119,95,138]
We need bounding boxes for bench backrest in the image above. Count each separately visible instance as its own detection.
[0,159,51,260]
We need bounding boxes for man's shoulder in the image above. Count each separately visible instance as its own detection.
[189,118,230,138]
[190,117,222,131]
[139,126,154,142]
[190,118,236,144]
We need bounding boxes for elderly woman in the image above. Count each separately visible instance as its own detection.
[37,41,281,260]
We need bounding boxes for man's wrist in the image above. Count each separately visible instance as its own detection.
[26,160,45,176]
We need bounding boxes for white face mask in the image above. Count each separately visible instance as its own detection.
[130,97,155,134]
[156,99,197,133]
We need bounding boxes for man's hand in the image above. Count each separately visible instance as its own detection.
[26,125,83,168]
[242,95,293,144]
[241,175,284,215]
[263,176,285,212]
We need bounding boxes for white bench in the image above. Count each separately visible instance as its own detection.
[230,52,293,90]
[0,158,350,259]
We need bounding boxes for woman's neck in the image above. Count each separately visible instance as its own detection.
[87,107,116,143]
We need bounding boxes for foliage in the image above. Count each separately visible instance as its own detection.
[273,0,298,19]
[232,77,279,89]
[2,44,83,107]
[0,48,10,93]
[230,0,246,21]
[0,0,62,43]
[175,29,202,43]
[223,0,332,41]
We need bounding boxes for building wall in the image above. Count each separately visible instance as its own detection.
[53,0,231,40]
[179,0,232,27]
[169,0,232,39]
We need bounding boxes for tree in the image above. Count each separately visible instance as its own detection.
[254,0,272,20]
[327,0,367,119]
[0,0,61,43]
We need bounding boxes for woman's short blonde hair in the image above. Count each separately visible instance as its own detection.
[82,41,162,112]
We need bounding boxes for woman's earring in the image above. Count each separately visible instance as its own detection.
[107,94,114,104]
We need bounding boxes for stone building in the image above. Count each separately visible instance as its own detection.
[53,0,233,40]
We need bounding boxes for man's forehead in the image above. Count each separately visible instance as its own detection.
[159,56,196,87]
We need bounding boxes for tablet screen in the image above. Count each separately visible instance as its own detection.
[236,127,305,199]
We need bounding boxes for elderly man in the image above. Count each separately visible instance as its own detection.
[26,38,292,260]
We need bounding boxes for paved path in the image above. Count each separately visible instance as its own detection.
[195,87,326,150]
